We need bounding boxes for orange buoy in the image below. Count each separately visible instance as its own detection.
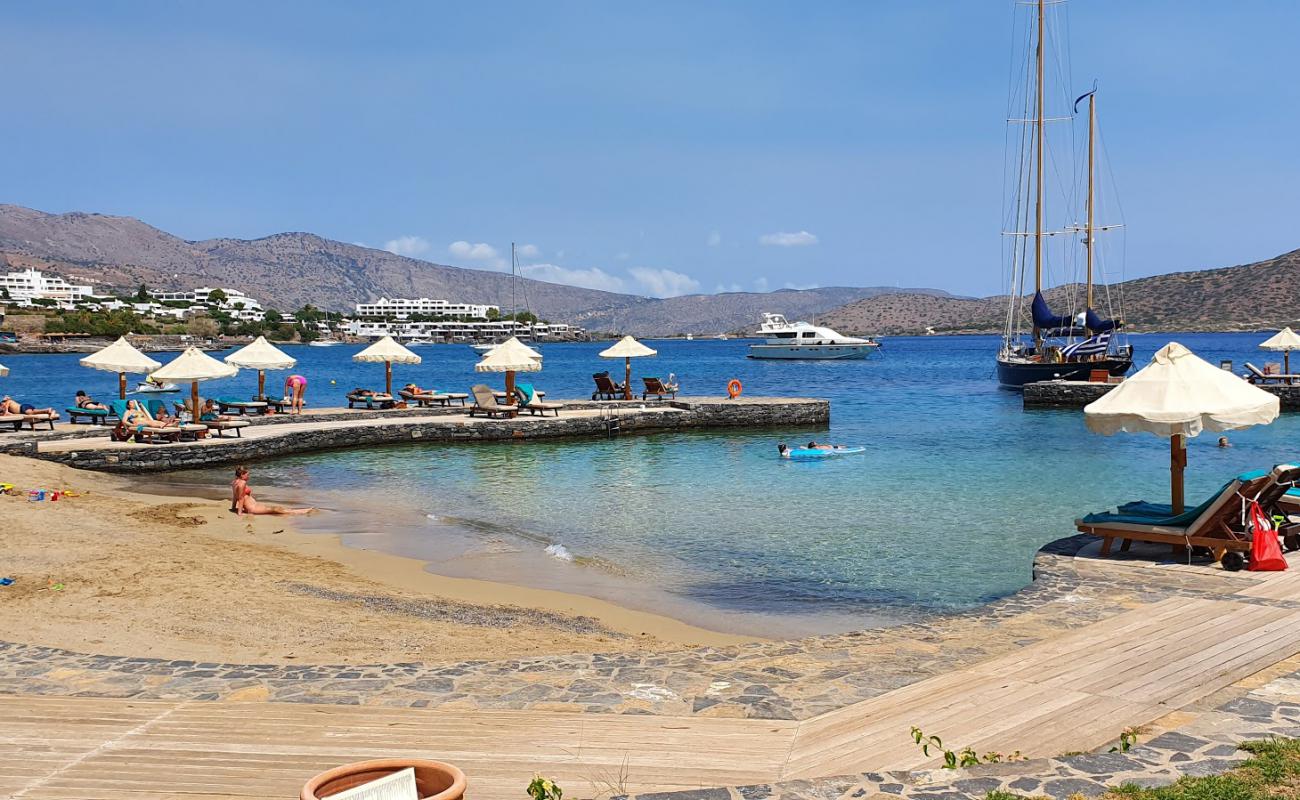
[727,378,743,399]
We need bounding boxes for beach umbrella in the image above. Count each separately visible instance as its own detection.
[80,336,162,399]
[0,363,7,377]
[474,336,541,401]
[599,335,657,400]
[225,336,297,400]
[1084,342,1279,514]
[1259,327,1300,380]
[150,346,239,420]
[353,335,420,395]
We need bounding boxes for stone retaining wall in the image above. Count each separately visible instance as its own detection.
[37,398,828,473]
[1025,380,1300,410]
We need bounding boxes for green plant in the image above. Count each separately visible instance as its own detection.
[910,727,1021,769]
[526,775,563,800]
[1109,726,1144,753]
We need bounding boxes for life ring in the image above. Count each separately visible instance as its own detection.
[727,379,743,399]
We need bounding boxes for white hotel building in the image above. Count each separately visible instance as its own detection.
[154,287,266,321]
[354,297,497,320]
[1,269,96,307]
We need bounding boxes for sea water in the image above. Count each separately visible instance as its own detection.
[7,333,1300,636]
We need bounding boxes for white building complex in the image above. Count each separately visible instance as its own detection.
[343,318,582,342]
[154,287,266,321]
[1,269,96,306]
[354,297,497,320]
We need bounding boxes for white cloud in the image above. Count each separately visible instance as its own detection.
[516,243,540,258]
[715,282,743,293]
[629,267,701,298]
[753,276,769,292]
[520,263,627,293]
[706,231,722,247]
[383,235,431,257]
[448,240,499,261]
[759,230,819,247]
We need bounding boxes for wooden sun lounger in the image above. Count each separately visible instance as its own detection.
[469,384,518,418]
[642,376,679,400]
[1243,362,1300,385]
[215,399,268,416]
[347,392,394,409]
[592,372,626,400]
[513,389,563,417]
[17,411,58,431]
[0,413,24,432]
[1076,465,1300,567]
[399,389,454,408]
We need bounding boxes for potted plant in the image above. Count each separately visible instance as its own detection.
[300,758,466,800]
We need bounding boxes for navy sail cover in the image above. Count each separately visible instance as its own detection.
[1031,291,1073,330]
[1085,307,1120,333]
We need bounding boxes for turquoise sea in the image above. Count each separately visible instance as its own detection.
[5,333,1298,636]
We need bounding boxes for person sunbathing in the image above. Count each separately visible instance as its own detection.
[230,466,314,516]
[199,399,236,422]
[805,441,846,451]
[120,400,151,430]
[149,405,181,427]
[403,383,430,395]
[1,396,55,415]
[74,390,108,410]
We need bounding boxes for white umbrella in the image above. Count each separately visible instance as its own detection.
[599,335,657,400]
[80,336,162,399]
[353,336,421,395]
[225,336,297,399]
[151,347,240,420]
[1260,327,1300,379]
[475,336,541,400]
[1085,342,1279,513]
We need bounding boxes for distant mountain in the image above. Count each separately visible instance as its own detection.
[817,249,1300,336]
[0,204,952,336]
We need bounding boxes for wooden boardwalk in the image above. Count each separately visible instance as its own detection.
[7,575,1300,800]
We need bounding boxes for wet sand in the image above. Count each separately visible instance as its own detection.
[0,454,752,665]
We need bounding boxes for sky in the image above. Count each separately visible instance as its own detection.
[1,1,1297,299]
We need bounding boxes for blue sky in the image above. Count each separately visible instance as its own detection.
[2,2,1296,298]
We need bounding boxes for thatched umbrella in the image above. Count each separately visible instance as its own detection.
[353,336,420,395]
[80,337,162,399]
[475,336,541,401]
[225,336,297,399]
[1259,327,1300,380]
[1085,342,1279,514]
[150,347,239,420]
[599,335,657,400]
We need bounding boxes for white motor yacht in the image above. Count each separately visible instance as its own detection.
[747,313,880,360]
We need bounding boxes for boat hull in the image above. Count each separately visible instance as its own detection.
[996,356,1133,389]
[748,344,877,360]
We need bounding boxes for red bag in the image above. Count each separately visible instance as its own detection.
[1248,500,1288,571]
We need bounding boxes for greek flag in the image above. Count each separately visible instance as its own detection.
[1062,332,1111,359]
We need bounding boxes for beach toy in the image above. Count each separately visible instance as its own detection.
[786,446,866,460]
[28,489,45,502]
[727,378,743,399]
[0,578,13,587]
[47,580,64,591]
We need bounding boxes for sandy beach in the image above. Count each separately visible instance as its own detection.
[0,454,750,665]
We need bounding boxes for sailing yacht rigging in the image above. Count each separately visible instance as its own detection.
[995,0,1133,388]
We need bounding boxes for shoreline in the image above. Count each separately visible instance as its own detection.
[0,454,751,666]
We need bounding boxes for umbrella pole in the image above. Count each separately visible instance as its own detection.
[624,356,632,401]
[118,372,127,400]
[1287,350,1292,383]
[1171,434,1187,515]
[191,382,200,422]
[385,361,392,396]
[506,370,516,403]
[258,370,265,401]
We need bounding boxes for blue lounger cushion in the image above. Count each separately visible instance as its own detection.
[1081,469,1268,528]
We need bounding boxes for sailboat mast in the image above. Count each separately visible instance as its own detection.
[510,242,517,329]
[1033,0,1045,343]
[1085,92,1096,311]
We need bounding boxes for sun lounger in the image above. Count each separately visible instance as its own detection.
[348,392,395,409]
[66,404,113,425]
[399,389,454,408]
[0,413,23,432]
[1243,362,1300,385]
[4,410,60,431]
[216,398,268,416]
[513,383,563,417]
[494,389,545,402]
[142,399,207,441]
[591,371,626,400]
[641,376,679,400]
[182,397,252,438]
[469,384,518,418]
[1076,464,1300,569]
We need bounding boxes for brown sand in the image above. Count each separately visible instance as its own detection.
[0,455,751,665]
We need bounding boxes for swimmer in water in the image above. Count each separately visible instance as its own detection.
[777,443,790,458]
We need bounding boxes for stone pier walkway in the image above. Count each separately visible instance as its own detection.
[5,539,1300,799]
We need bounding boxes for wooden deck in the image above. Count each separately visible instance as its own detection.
[8,573,1300,799]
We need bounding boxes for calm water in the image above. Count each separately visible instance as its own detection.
[7,333,1299,636]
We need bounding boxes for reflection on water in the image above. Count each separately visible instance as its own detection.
[52,333,1300,637]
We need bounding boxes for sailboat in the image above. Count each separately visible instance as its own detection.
[471,243,541,358]
[995,0,1133,388]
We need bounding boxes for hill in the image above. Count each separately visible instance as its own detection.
[0,204,947,336]
[817,249,1300,336]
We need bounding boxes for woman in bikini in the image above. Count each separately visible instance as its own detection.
[283,374,307,415]
[230,466,314,516]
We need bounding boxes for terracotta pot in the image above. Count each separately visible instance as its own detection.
[301,758,466,800]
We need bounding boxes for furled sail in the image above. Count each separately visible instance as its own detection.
[1085,307,1120,333]
[1031,291,1073,330]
